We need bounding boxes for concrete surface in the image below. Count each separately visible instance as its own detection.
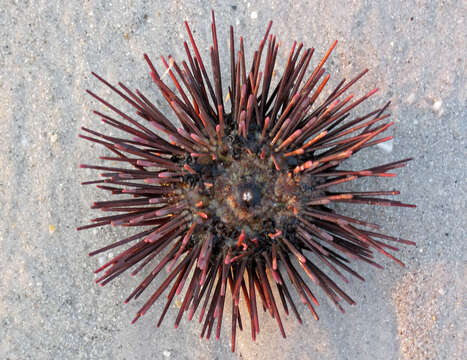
[0,1,465,359]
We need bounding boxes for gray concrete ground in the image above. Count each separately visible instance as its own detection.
[0,1,465,359]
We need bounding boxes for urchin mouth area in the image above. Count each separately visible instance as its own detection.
[206,151,300,238]
[237,181,262,208]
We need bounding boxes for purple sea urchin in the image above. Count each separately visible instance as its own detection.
[79,12,415,351]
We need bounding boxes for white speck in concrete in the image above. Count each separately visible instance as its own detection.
[377,139,394,153]
[98,256,106,266]
[432,99,442,113]
[251,11,258,19]
[406,93,416,105]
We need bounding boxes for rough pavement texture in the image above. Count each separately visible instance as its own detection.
[0,1,465,359]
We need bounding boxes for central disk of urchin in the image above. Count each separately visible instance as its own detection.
[189,146,302,247]
[79,11,415,353]
[184,138,313,254]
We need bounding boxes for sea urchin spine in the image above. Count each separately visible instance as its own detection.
[79,12,415,352]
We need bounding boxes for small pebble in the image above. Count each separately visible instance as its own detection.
[377,139,394,153]
[98,256,106,266]
[432,99,442,112]
[406,93,416,104]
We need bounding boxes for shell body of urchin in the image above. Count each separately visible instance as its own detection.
[78,12,415,352]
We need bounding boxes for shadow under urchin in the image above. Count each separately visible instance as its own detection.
[78,11,415,352]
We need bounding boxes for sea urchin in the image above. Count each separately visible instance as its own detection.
[78,12,415,351]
